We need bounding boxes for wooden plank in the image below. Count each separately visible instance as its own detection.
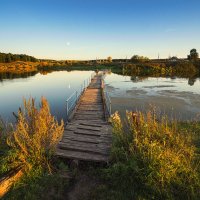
[66,129,102,136]
[67,124,102,131]
[59,140,110,148]
[78,105,103,107]
[67,122,109,127]
[59,140,111,149]
[77,124,109,131]
[75,130,111,138]
[58,143,109,155]
[67,120,108,125]
[63,133,100,140]
[62,135,112,144]
[79,123,103,128]
[64,130,101,137]
[56,148,109,162]
[74,112,104,116]
[59,139,111,149]
[64,128,112,137]
[62,136,111,144]
[77,109,103,112]
[78,108,103,110]
[74,115,104,119]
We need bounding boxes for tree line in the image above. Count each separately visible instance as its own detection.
[0,52,38,63]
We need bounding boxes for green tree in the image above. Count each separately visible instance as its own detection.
[131,55,149,63]
[188,49,199,60]
[6,54,12,63]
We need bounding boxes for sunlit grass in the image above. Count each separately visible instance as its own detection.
[98,110,200,199]
[1,97,64,174]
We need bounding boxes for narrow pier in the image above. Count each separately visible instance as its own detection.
[56,73,112,162]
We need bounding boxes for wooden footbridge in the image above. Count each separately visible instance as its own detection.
[56,72,112,162]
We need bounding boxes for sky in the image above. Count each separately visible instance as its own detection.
[0,0,200,60]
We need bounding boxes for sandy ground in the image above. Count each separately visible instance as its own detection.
[110,89,200,121]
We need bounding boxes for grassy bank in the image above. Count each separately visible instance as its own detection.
[91,111,200,199]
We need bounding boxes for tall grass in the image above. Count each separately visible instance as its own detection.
[0,118,12,150]
[1,97,64,174]
[102,111,200,199]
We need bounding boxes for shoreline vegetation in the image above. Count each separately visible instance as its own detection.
[0,98,200,199]
[0,50,200,79]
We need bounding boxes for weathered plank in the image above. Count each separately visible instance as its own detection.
[56,148,109,162]
[66,129,102,136]
[62,135,111,144]
[58,143,109,155]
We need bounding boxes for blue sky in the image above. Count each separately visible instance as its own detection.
[0,0,200,60]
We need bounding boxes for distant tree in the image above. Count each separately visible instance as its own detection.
[0,53,6,62]
[6,54,12,63]
[131,55,140,60]
[171,56,178,60]
[131,55,149,63]
[107,56,112,63]
[188,49,199,61]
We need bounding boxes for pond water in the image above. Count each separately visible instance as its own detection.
[104,73,200,121]
[1,70,200,122]
[0,71,94,122]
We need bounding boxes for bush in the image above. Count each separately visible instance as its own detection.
[102,111,200,199]
[2,97,64,174]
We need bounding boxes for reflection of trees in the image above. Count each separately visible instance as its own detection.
[131,76,139,82]
[39,70,53,75]
[170,76,177,80]
[188,77,197,86]
[130,76,148,82]
[0,71,38,81]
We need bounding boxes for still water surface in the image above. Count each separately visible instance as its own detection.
[0,71,93,122]
[104,73,200,120]
[1,71,200,122]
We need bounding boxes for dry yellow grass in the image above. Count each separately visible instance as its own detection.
[6,97,64,172]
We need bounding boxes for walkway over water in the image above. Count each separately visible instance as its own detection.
[56,73,112,162]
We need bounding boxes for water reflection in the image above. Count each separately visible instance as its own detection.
[105,73,200,121]
[188,77,197,86]
[130,75,199,86]
[0,71,38,81]
[1,70,200,122]
[0,71,94,122]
